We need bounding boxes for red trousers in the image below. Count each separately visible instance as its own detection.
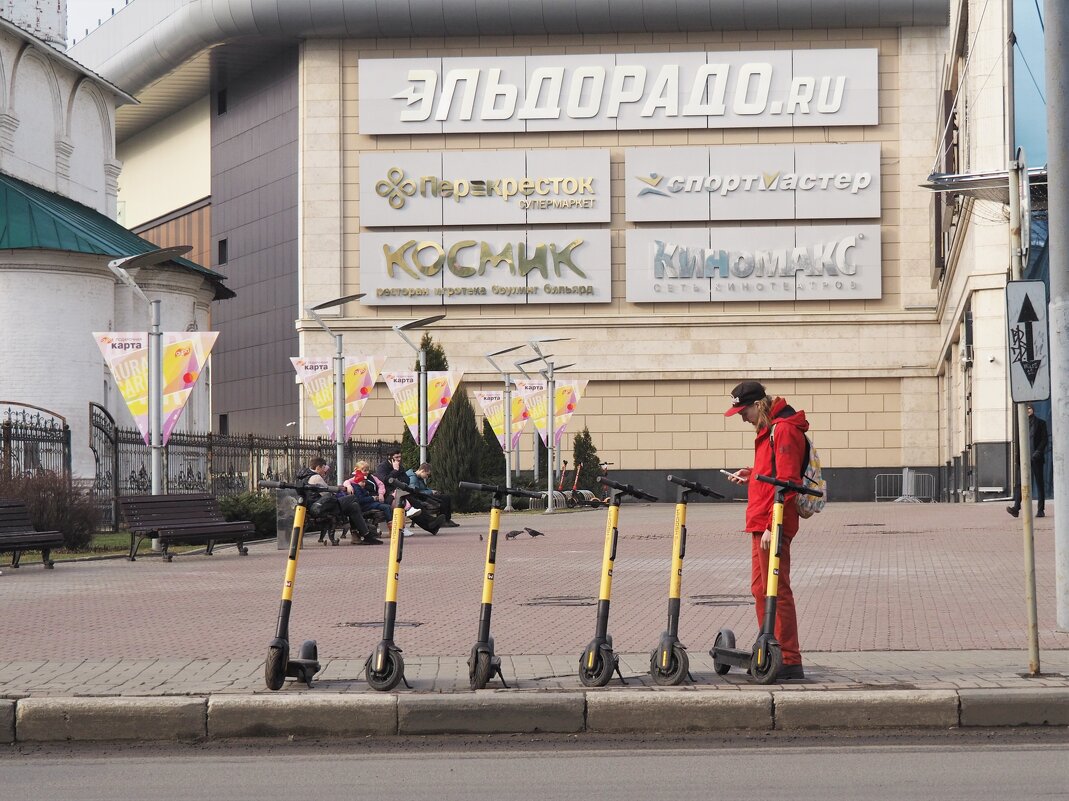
[750,532,801,665]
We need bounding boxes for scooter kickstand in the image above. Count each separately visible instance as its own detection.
[614,658,628,685]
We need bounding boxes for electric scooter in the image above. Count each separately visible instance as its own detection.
[579,476,658,687]
[364,478,437,691]
[258,478,335,690]
[648,474,724,685]
[710,473,823,684]
[458,480,546,689]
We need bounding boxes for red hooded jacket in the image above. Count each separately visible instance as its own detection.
[745,397,810,537]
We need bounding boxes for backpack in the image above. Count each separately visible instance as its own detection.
[771,425,827,518]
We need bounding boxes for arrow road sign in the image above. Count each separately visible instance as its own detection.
[1006,280,1050,402]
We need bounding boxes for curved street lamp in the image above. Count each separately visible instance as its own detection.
[107,245,193,496]
[307,293,365,479]
[393,314,446,464]
[486,344,525,510]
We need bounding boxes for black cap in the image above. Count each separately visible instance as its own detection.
[725,381,767,417]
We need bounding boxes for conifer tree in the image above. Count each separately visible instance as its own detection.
[479,418,506,486]
[429,386,486,511]
[399,333,448,470]
[572,426,601,493]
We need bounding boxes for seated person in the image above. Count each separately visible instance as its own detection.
[342,467,391,521]
[374,449,408,505]
[295,457,342,543]
[296,457,380,545]
[405,463,459,528]
[355,459,388,507]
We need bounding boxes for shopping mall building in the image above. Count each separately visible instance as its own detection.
[68,0,1045,501]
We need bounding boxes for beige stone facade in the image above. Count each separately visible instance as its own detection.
[294,27,948,492]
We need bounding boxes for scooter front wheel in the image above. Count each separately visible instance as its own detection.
[366,649,405,691]
[649,644,689,686]
[578,651,614,687]
[265,645,287,691]
[470,651,493,690]
[712,629,735,675]
[751,642,783,685]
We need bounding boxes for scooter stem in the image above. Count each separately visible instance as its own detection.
[594,495,621,640]
[275,503,306,641]
[476,504,501,645]
[666,497,687,638]
[760,488,787,641]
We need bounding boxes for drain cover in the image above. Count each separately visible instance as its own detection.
[521,595,597,607]
[689,594,751,607]
[337,621,424,628]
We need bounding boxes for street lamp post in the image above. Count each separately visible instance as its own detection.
[525,338,573,513]
[486,345,524,511]
[307,294,365,480]
[393,314,446,465]
[106,246,192,496]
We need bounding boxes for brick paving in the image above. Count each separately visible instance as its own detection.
[1,501,1066,697]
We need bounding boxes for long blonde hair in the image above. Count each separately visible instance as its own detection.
[751,396,774,430]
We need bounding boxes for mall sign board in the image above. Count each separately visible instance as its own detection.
[360,229,611,306]
[359,49,878,135]
[360,149,610,227]
[626,224,882,302]
[626,143,880,222]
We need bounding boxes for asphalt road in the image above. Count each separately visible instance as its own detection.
[3,731,1068,801]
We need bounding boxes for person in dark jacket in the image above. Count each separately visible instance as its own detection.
[1008,404,1049,518]
[405,463,458,527]
[296,457,380,544]
[374,450,407,504]
[723,381,809,681]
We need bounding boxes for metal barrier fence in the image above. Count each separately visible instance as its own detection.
[89,402,398,528]
[874,469,937,502]
[0,402,72,485]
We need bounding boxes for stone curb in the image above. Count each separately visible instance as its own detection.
[15,697,207,742]
[959,688,1069,726]
[6,689,1069,742]
[208,694,397,738]
[586,689,772,732]
[397,692,585,734]
[774,690,960,729]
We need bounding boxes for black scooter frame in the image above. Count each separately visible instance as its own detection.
[710,474,822,684]
[258,479,334,690]
[649,474,724,685]
[579,476,657,687]
[459,481,546,690]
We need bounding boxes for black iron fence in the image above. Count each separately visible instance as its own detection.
[89,402,397,529]
[0,403,72,485]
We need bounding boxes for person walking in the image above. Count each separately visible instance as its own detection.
[723,380,809,681]
[1008,403,1049,518]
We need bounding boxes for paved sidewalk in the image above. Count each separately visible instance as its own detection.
[1,501,1067,740]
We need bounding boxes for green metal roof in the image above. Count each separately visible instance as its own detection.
[0,171,234,300]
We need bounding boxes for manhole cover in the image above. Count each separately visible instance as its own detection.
[521,595,597,607]
[337,621,424,628]
[689,594,751,607]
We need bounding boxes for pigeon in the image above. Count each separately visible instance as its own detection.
[505,529,522,540]
[525,527,545,538]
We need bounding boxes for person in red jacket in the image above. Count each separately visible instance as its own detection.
[723,380,809,680]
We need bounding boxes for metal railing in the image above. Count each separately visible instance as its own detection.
[89,402,398,528]
[874,468,937,502]
[0,402,72,486]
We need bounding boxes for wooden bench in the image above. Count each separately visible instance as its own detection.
[119,493,255,562]
[0,498,64,569]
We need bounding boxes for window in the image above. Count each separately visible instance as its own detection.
[217,238,228,266]
[218,414,229,436]
[217,89,227,115]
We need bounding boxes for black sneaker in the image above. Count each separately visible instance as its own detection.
[1007,506,1020,518]
[778,664,805,681]
[1036,511,1045,518]
[441,519,461,528]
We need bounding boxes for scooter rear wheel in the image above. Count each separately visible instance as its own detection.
[712,629,735,675]
[470,651,493,690]
[366,649,404,691]
[649,644,689,686]
[578,651,614,687]
[265,645,287,691]
[751,643,783,685]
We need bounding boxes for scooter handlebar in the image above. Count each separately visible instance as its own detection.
[666,474,725,499]
[458,481,545,500]
[754,473,823,497]
[598,476,658,502]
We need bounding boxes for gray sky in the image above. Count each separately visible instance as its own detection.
[67,0,126,47]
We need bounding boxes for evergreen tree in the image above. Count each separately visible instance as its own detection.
[429,386,486,512]
[400,333,448,470]
[479,418,506,486]
[572,426,601,492]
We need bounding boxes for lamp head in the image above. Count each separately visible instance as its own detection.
[310,293,365,312]
[396,313,446,332]
[108,245,192,273]
[527,337,570,358]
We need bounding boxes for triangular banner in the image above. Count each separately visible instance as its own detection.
[343,357,383,440]
[515,379,549,446]
[383,371,464,446]
[292,356,384,440]
[475,390,532,452]
[552,380,588,446]
[96,332,218,446]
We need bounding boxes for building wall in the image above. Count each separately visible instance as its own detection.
[133,200,212,276]
[210,47,300,435]
[116,97,211,228]
[288,27,948,500]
